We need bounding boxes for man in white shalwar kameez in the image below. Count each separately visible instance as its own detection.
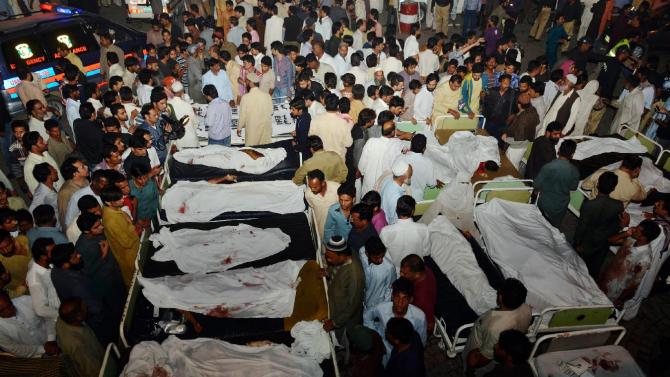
[611,75,646,135]
[399,134,439,202]
[358,120,407,197]
[573,80,600,136]
[168,82,200,149]
[537,74,581,136]
[264,7,284,52]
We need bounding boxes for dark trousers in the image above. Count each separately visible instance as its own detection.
[463,10,479,35]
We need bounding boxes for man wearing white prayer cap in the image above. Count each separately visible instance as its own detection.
[536,73,582,136]
[168,81,199,148]
[379,160,413,225]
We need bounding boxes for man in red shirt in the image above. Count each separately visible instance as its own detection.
[400,254,437,332]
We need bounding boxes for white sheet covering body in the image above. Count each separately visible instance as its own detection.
[150,225,291,274]
[121,336,323,377]
[561,136,646,161]
[173,145,287,174]
[424,131,500,182]
[622,223,669,320]
[475,199,611,311]
[138,260,307,318]
[428,216,497,314]
[161,180,306,223]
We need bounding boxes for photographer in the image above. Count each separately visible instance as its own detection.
[136,89,184,164]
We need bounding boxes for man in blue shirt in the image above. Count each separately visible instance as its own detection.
[364,277,427,365]
[202,59,234,104]
[359,236,396,312]
[384,317,426,377]
[203,85,233,146]
[324,184,355,243]
[26,205,68,248]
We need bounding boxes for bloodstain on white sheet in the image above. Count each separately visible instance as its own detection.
[222,256,233,265]
[178,202,187,213]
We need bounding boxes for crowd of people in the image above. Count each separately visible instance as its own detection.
[0,0,668,375]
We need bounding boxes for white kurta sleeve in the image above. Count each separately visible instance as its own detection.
[564,97,582,135]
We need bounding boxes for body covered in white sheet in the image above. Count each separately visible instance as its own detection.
[138,260,306,318]
[427,216,497,314]
[617,221,669,320]
[121,336,323,377]
[161,180,306,223]
[474,199,611,311]
[173,145,287,174]
[560,136,646,161]
[424,131,500,183]
[150,225,291,274]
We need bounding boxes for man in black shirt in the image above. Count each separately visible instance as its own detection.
[524,121,563,180]
[384,317,425,377]
[284,6,304,43]
[73,103,104,166]
[348,204,378,252]
[559,0,581,52]
[483,330,533,377]
[597,46,630,100]
[565,38,600,73]
[483,74,516,140]
[123,134,152,174]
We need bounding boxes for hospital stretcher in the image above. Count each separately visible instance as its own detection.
[157,180,306,224]
[430,183,622,359]
[562,126,665,217]
[528,326,645,377]
[168,139,302,183]
[115,211,341,376]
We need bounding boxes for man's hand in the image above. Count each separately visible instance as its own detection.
[236,128,242,137]
[207,175,237,184]
[99,240,110,258]
[322,319,335,332]
[468,112,475,120]
[436,180,445,189]
[619,212,631,228]
[449,109,460,119]
[170,144,178,155]
[317,268,328,279]
[43,341,60,356]
[150,166,162,177]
